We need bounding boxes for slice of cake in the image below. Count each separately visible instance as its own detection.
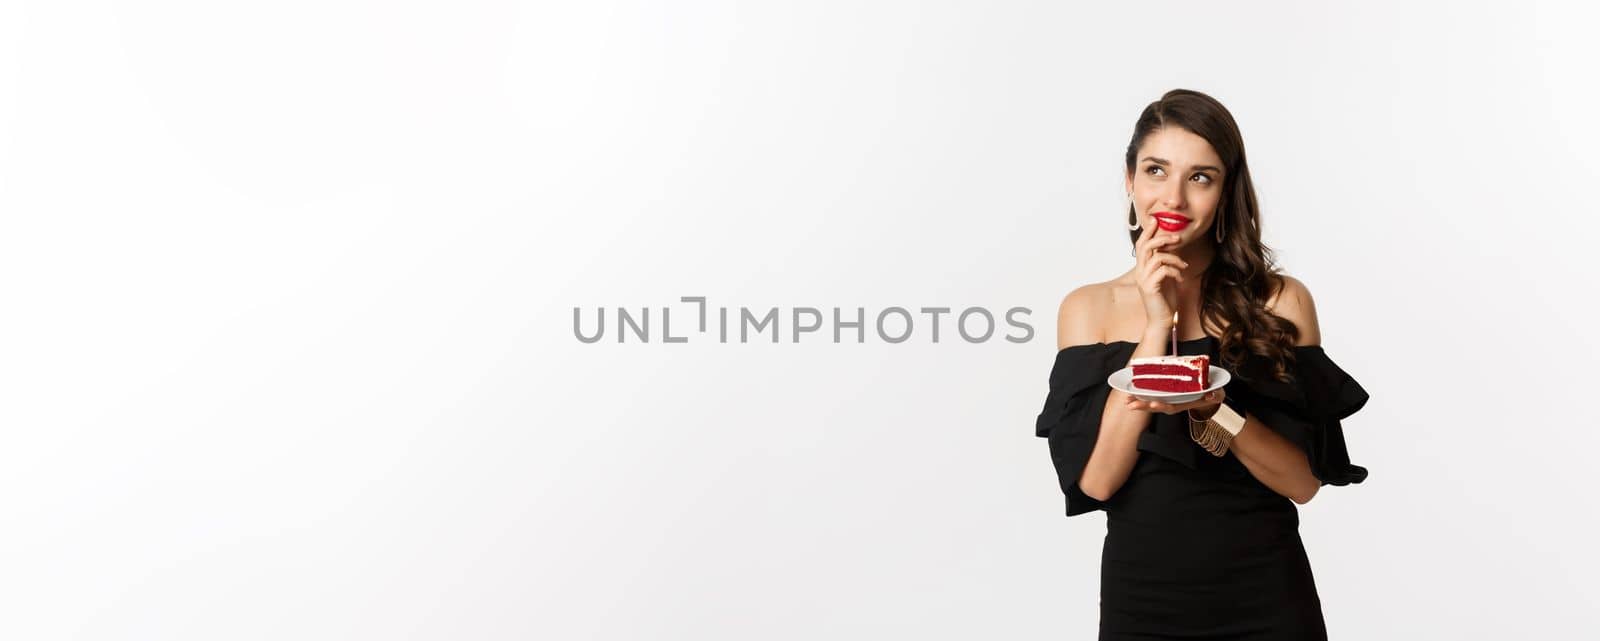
[1129,354,1210,392]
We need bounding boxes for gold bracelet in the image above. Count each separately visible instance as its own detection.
[1186,404,1243,457]
[1188,415,1234,457]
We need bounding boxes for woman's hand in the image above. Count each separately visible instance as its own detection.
[1133,218,1188,327]
[1125,388,1225,416]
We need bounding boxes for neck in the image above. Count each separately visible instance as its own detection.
[1173,241,1217,305]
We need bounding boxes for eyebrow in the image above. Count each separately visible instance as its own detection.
[1140,156,1223,175]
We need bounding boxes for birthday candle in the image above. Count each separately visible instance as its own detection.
[1171,311,1178,355]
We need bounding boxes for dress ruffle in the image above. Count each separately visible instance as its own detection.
[1035,343,1130,515]
[1225,345,1371,486]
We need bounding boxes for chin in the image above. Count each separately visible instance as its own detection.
[1167,225,1200,242]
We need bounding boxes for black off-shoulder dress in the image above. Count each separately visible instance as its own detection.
[1035,335,1369,641]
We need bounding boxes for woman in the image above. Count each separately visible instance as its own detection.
[1035,89,1370,640]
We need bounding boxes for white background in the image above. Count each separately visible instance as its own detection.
[4,1,1598,639]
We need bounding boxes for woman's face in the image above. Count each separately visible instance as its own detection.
[1124,126,1226,249]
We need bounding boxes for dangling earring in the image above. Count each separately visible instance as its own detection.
[1214,208,1225,242]
[1126,193,1140,231]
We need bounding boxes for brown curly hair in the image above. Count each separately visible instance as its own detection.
[1123,89,1300,383]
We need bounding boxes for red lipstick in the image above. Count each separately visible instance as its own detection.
[1152,212,1191,232]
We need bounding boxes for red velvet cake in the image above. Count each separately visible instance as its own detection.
[1129,354,1210,392]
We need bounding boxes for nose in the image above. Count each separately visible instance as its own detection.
[1161,181,1186,210]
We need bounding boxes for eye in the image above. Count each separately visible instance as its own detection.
[1192,173,1213,184]
[1145,166,1165,176]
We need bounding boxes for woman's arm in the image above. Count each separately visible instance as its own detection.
[1079,327,1173,501]
[1228,413,1320,504]
[1056,286,1167,502]
[1226,275,1325,504]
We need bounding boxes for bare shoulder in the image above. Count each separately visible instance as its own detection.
[1267,274,1322,347]
[1056,281,1111,350]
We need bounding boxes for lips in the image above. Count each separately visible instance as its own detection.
[1152,212,1191,232]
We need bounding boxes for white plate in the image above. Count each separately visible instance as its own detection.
[1107,366,1231,405]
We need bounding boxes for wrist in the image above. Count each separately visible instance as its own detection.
[1142,326,1173,346]
[1188,404,1220,421]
